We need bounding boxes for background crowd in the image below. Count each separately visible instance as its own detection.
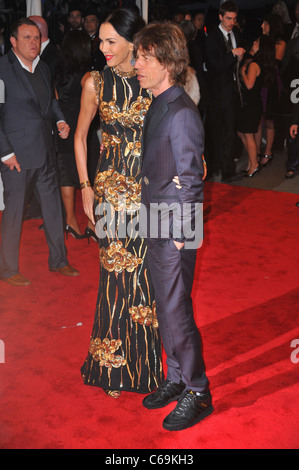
[0,0,299,187]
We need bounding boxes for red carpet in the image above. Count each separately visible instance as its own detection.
[0,182,299,449]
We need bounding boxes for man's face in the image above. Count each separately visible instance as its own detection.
[219,11,237,32]
[84,15,99,35]
[68,10,82,30]
[135,46,171,97]
[10,24,40,67]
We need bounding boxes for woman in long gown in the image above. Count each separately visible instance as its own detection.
[75,8,164,398]
[55,30,99,239]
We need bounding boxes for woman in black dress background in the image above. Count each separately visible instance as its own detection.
[238,35,276,177]
[55,30,100,239]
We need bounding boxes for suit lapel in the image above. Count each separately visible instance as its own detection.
[216,26,239,51]
[38,62,51,116]
[9,51,39,109]
[8,50,51,117]
[143,86,183,154]
[143,99,167,150]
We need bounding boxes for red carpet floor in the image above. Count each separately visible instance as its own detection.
[0,182,299,449]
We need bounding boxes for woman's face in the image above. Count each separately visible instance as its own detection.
[193,13,204,30]
[262,20,270,35]
[99,22,133,72]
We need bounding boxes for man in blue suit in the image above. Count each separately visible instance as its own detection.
[134,22,212,432]
[0,18,79,286]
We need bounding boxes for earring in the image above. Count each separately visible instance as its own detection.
[130,54,136,66]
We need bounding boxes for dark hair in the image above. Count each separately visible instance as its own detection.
[255,34,277,88]
[134,22,189,86]
[180,19,197,41]
[54,30,91,88]
[83,8,99,19]
[105,8,145,43]
[10,17,40,39]
[68,3,82,15]
[192,10,205,19]
[263,13,285,42]
[219,1,238,16]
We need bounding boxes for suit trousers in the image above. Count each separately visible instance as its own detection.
[146,238,209,392]
[206,87,239,178]
[0,159,68,278]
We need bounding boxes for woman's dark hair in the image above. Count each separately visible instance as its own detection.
[105,8,145,43]
[180,19,197,42]
[264,13,285,42]
[54,30,91,88]
[134,22,189,87]
[255,34,277,88]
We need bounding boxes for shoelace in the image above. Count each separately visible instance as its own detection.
[174,391,195,413]
[174,390,209,414]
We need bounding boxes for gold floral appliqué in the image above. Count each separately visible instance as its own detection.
[99,240,142,273]
[129,301,159,329]
[94,165,141,213]
[89,337,126,369]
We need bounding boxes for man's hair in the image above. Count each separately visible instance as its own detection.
[10,17,40,39]
[219,1,238,16]
[133,22,189,87]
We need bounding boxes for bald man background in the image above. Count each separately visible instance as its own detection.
[29,15,58,80]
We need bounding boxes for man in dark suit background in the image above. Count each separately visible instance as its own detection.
[83,8,106,72]
[205,0,245,181]
[134,22,212,432]
[23,15,58,221]
[290,1,299,40]
[0,18,79,286]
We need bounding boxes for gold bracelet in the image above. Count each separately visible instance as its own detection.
[80,181,91,189]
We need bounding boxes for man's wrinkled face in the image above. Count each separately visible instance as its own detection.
[135,46,171,97]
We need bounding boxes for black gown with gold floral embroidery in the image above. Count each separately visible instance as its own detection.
[81,67,164,393]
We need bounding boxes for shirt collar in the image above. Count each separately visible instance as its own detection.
[219,23,233,39]
[40,39,50,54]
[13,50,40,73]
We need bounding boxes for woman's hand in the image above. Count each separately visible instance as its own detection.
[81,187,95,225]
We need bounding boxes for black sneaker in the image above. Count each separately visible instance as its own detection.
[142,379,186,409]
[162,390,213,431]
